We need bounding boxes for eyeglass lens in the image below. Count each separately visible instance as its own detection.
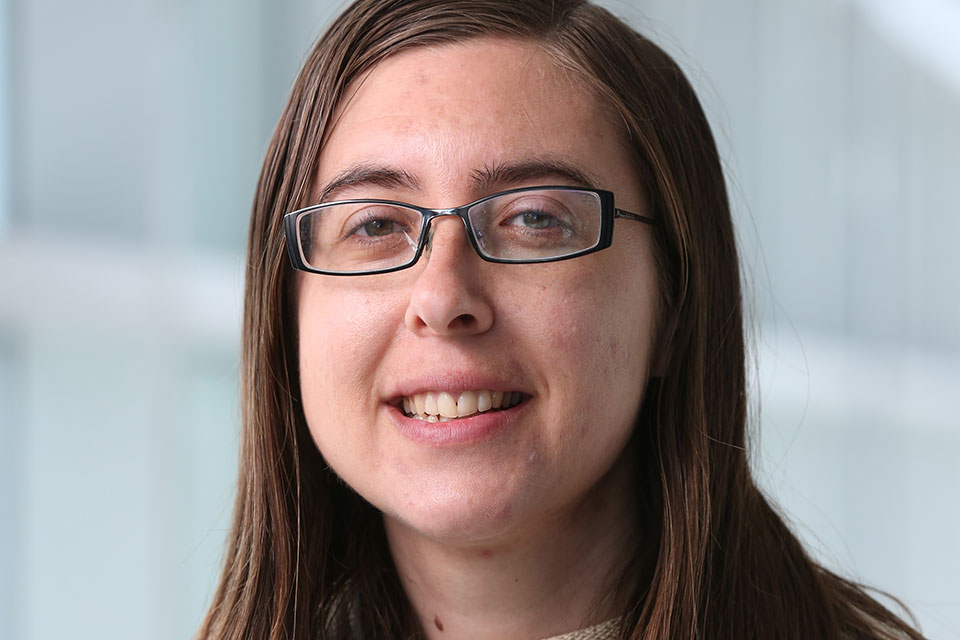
[295,188,604,273]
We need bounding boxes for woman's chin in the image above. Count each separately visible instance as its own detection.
[378,484,537,547]
[386,512,516,549]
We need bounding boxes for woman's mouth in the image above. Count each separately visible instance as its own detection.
[401,389,525,422]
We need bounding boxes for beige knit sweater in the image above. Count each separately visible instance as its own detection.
[542,618,620,640]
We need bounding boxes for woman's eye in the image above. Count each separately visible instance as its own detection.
[356,218,396,237]
[507,210,562,230]
[340,207,415,240]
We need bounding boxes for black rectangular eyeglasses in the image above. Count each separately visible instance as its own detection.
[283,186,657,276]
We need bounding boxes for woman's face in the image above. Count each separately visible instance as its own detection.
[298,39,660,543]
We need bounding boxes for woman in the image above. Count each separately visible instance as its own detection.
[198,0,925,638]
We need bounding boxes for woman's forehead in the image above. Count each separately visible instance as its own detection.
[335,39,581,119]
[315,38,633,203]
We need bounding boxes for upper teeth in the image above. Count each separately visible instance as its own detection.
[402,390,522,420]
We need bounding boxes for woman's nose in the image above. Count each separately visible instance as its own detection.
[403,216,494,337]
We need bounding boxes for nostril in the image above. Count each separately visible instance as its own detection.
[403,251,495,336]
[449,313,477,330]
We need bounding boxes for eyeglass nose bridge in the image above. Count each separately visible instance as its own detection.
[417,206,481,258]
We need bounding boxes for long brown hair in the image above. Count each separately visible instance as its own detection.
[197,1,925,638]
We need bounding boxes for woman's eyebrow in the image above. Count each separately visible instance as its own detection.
[471,159,600,192]
[317,165,421,202]
[316,157,599,203]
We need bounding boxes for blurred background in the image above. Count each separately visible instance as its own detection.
[0,0,957,637]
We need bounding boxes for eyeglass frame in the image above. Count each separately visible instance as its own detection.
[283,185,658,276]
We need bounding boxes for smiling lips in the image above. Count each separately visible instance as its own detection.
[401,389,524,422]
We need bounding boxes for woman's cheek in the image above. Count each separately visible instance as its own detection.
[301,286,398,379]
[541,277,624,371]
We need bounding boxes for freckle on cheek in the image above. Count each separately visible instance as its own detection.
[609,338,620,358]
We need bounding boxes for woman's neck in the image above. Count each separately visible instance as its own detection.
[383,448,641,640]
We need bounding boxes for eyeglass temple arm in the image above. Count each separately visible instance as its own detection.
[614,208,659,226]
